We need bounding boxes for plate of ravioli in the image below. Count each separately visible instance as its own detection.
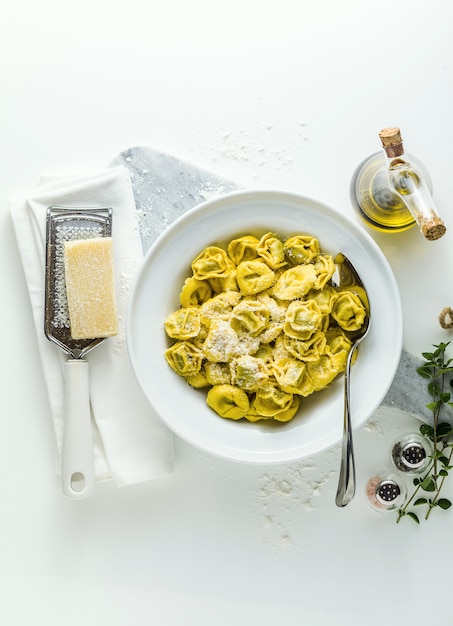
[127,190,402,463]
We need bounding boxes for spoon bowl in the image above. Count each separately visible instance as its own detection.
[331,254,371,507]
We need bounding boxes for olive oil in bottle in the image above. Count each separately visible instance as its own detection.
[351,127,446,240]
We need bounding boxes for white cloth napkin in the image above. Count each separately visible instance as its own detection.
[10,166,175,487]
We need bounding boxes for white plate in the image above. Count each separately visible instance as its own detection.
[127,190,403,463]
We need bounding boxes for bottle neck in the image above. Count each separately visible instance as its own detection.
[384,141,405,160]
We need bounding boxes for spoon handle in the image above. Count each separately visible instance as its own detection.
[335,346,357,507]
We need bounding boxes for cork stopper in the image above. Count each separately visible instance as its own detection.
[379,127,404,158]
[420,216,447,241]
[379,127,402,147]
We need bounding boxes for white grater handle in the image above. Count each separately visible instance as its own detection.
[62,359,95,499]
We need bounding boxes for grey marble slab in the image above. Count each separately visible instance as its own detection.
[111,146,238,254]
[111,145,443,426]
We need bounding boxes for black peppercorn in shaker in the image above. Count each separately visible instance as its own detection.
[390,433,432,475]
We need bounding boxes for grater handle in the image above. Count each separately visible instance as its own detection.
[62,359,95,499]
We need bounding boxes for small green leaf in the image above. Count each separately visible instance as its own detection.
[437,422,453,438]
[428,382,442,396]
[406,512,420,524]
[414,498,428,505]
[437,367,453,375]
[437,499,452,510]
[420,424,435,438]
[417,365,433,379]
[435,342,449,354]
[420,476,436,492]
[426,401,440,413]
[439,469,449,477]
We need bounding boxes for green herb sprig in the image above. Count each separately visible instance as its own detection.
[397,342,453,524]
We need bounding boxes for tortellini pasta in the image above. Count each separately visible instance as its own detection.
[236,260,275,295]
[227,235,259,264]
[206,384,250,420]
[331,291,367,332]
[191,246,232,280]
[180,277,212,307]
[255,232,287,269]
[283,300,323,340]
[272,264,317,300]
[164,307,201,340]
[165,341,203,378]
[284,235,320,264]
[164,231,367,424]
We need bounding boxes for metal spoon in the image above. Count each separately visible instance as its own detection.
[331,254,371,507]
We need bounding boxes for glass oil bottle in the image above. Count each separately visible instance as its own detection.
[350,127,446,240]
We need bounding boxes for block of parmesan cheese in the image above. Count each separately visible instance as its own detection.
[64,237,119,340]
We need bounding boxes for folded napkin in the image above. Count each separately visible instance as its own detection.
[10,166,175,487]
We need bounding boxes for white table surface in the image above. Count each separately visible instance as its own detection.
[2,1,453,624]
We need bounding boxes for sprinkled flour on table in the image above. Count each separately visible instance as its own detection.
[250,447,339,550]
[203,121,310,176]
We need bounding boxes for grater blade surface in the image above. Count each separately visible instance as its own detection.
[44,207,113,359]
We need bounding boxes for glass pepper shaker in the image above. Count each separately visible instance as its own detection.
[390,432,432,475]
[365,469,407,513]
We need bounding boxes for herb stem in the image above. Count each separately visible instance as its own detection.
[396,460,434,523]
[397,342,453,524]
[425,443,453,519]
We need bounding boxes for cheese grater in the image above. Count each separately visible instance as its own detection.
[45,207,113,499]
